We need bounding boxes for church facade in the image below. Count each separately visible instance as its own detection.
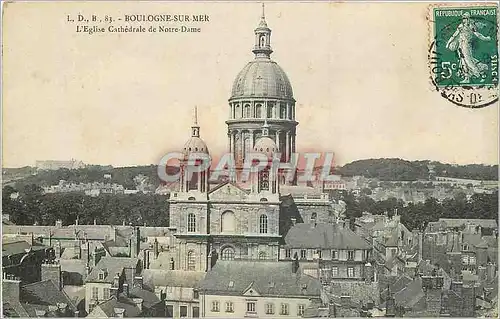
[167,7,334,273]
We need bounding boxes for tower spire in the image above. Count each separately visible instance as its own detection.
[253,4,273,58]
[191,106,200,137]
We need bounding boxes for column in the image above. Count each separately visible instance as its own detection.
[275,130,281,151]
[249,129,255,149]
[285,131,290,162]
[286,103,290,120]
[292,133,296,153]
[230,131,235,158]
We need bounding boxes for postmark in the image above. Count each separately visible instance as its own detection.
[428,5,498,108]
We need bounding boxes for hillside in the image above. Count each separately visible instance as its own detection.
[336,158,497,181]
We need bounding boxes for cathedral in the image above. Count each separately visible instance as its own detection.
[167,6,334,272]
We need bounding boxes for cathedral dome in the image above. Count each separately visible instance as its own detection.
[182,107,209,157]
[254,136,278,155]
[230,59,294,100]
[183,137,209,156]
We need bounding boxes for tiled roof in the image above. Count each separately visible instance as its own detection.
[128,287,161,309]
[142,269,206,289]
[394,277,424,308]
[2,241,47,256]
[21,279,76,310]
[463,234,489,248]
[199,260,322,298]
[85,257,139,283]
[482,235,498,248]
[438,219,498,229]
[95,294,142,318]
[284,223,371,249]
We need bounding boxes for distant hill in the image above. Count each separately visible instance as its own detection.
[336,158,498,181]
[3,158,497,189]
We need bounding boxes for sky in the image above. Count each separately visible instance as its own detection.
[2,1,498,168]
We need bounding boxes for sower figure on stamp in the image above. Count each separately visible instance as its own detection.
[446,12,491,84]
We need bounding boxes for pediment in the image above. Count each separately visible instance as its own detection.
[209,182,248,200]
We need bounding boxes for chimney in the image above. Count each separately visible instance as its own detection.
[75,217,79,226]
[55,219,63,228]
[477,266,486,282]
[113,308,125,318]
[94,219,97,225]
[132,298,143,312]
[291,218,296,226]
[56,303,68,316]
[364,262,374,283]
[486,262,496,281]
[42,260,62,290]
[133,276,143,289]
[292,256,300,274]
[112,272,120,288]
[2,273,21,304]
[450,281,463,296]
[153,238,159,259]
[340,295,351,307]
[55,241,62,258]
[123,283,129,297]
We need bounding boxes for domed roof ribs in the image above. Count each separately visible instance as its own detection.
[253,3,273,59]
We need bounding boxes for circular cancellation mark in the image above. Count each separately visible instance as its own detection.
[428,13,498,109]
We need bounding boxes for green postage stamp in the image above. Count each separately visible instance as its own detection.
[429,4,498,108]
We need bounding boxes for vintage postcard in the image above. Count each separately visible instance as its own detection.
[1,1,498,318]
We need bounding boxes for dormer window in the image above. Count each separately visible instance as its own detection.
[228,280,234,288]
[98,273,104,280]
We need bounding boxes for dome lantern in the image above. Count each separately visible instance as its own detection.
[252,3,273,59]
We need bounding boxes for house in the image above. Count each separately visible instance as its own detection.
[84,257,140,313]
[2,260,78,317]
[198,260,323,318]
[142,269,206,318]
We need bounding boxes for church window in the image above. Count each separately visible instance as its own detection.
[260,35,266,47]
[221,247,235,260]
[187,250,196,271]
[255,104,262,118]
[258,251,267,260]
[280,104,286,118]
[259,214,268,234]
[187,213,196,232]
[267,103,274,118]
[244,104,251,117]
[221,211,236,233]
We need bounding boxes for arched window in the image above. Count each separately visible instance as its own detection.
[187,250,196,271]
[255,104,262,118]
[244,104,251,117]
[188,213,196,232]
[280,104,286,119]
[259,214,268,234]
[267,103,274,118]
[221,211,236,233]
[258,251,267,260]
[221,247,235,261]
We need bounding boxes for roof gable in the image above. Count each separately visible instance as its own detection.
[242,282,261,296]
